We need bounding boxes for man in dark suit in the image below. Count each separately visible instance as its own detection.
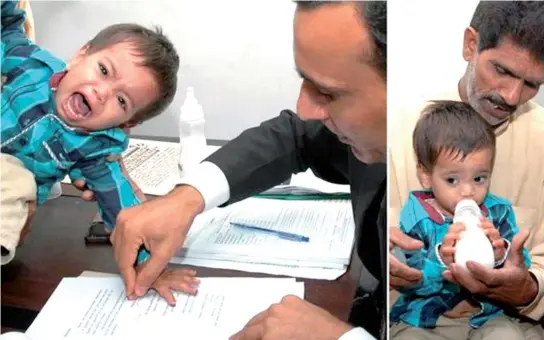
[79,2,387,339]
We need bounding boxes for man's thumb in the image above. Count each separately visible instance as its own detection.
[508,229,530,264]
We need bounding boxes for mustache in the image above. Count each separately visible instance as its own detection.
[483,95,517,113]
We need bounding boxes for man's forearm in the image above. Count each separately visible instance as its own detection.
[519,268,544,320]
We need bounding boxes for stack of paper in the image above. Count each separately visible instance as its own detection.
[171,197,355,280]
[24,276,304,340]
[260,169,350,197]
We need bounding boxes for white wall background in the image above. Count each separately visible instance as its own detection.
[388,0,544,106]
[32,0,301,140]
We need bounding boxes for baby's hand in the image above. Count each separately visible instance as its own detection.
[135,266,200,306]
[479,217,506,262]
[439,222,465,266]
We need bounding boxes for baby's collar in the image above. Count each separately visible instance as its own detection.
[412,191,489,224]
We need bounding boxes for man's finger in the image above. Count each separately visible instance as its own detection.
[442,270,459,284]
[111,229,139,297]
[507,230,530,265]
[449,263,486,293]
[466,261,499,286]
[134,251,172,296]
[390,276,421,288]
[390,256,422,282]
[390,227,424,251]
[229,324,264,340]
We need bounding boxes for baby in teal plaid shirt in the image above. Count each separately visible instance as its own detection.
[1,0,199,304]
[390,101,530,339]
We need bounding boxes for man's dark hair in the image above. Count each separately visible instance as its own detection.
[295,1,386,79]
[413,100,496,171]
[470,1,544,61]
[84,23,180,124]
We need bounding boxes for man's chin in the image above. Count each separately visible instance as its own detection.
[351,146,385,164]
[480,111,509,127]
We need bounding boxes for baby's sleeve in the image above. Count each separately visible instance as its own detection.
[1,0,34,72]
[397,220,448,296]
[71,156,150,263]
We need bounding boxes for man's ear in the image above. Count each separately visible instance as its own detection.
[462,27,478,62]
[416,163,433,189]
[66,44,90,70]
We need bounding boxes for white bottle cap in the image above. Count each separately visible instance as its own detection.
[180,87,204,121]
[453,199,481,223]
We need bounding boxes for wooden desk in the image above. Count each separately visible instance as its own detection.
[1,192,359,332]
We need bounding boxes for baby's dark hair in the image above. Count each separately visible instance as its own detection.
[83,23,179,124]
[413,100,496,171]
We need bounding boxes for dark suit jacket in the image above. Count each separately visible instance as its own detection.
[205,110,386,339]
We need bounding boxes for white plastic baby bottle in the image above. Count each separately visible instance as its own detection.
[453,199,495,270]
[178,87,207,178]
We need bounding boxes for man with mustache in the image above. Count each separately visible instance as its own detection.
[389,1,544,338]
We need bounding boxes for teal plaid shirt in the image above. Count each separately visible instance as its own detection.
[390,191,531,329]
[1,0,141,233]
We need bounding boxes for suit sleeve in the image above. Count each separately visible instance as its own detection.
[205,109,350,205]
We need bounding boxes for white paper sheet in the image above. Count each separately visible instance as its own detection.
[25,277,303,340]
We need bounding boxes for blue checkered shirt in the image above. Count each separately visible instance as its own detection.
[1,0,141,232]
[390,191,531,329]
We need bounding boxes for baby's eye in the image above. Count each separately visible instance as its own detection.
[98,63,108,76]
[445,177,458,185]
[117,96,127,110]
[474,175,487,184]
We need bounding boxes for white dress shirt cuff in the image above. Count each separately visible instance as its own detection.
[338,327,376,340]
[177,161,230,212]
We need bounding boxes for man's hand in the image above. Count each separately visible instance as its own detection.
[389,227,424,289]
[110,185,204,298]
[443,229,537,306]
[137,266,200,306]
[229,295,353,340]
[438,222,465,266]
[479,217,507,262]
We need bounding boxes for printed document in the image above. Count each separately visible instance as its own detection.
[25,277,303,340]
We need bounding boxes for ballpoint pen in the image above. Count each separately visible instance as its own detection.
[230,222,310,243]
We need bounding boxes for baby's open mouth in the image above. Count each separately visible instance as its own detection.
[66,92,92,118]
